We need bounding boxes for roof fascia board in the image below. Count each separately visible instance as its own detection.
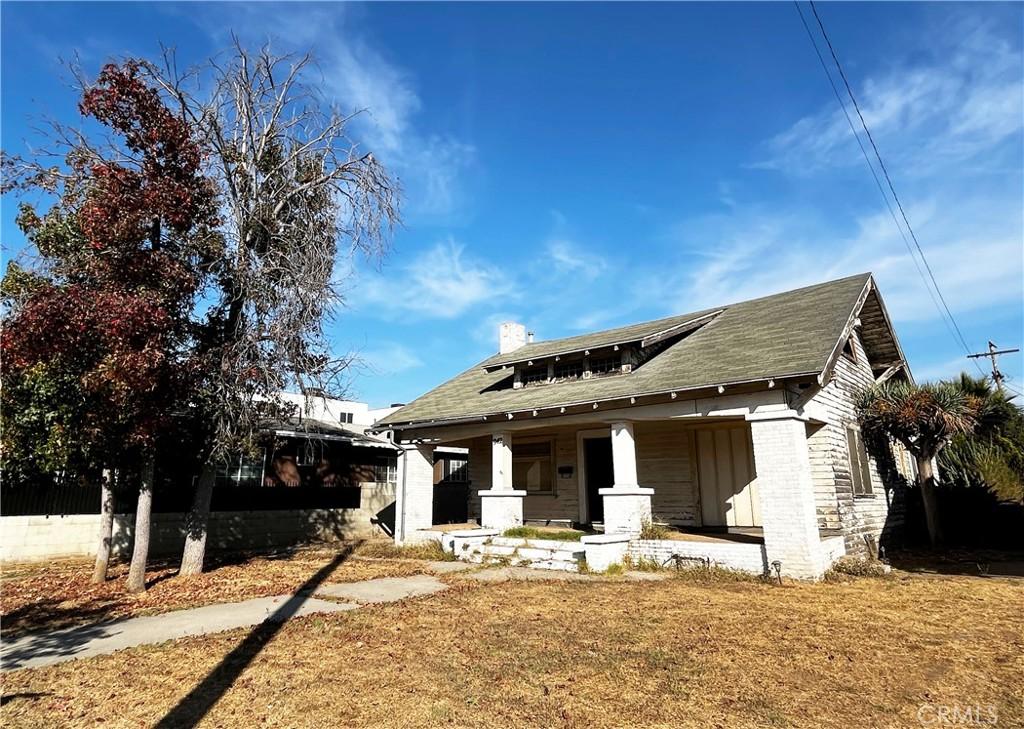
[869,280,915,385]
[482,310,723,372]
[817,276,873,387]
[373,372,818,432]
[640,310,723,348]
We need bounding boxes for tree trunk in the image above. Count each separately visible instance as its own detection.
[91,468,116,583]
[179,462,216,576]
[916,455,945,548]
[126,455,156,593]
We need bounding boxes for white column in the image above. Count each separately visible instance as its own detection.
[747,411,824,579]
[491,430,513,489]
[394,444,436,545]
[479,431,525,531]
[600,421,654,536]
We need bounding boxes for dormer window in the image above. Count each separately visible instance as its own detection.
[521,366,549,385]
[589,355,622,376]
[553,359,584,381]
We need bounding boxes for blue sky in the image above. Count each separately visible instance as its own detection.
[3,2,1022,407]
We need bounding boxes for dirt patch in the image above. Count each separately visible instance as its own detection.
[2,572,1021,727]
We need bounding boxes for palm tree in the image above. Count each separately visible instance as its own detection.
[856,380,982,547]
[939,374,1024,503]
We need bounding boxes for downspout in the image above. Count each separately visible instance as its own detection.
[397,446,409,543]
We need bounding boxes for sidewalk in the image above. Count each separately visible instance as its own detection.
[2,573,449,671]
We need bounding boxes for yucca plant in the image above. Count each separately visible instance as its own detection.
[856,381,982,547]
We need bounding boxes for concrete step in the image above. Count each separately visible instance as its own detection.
[489,536,529,548]
[477,544,517,557]
[515,547,584,562]
[529,559,581,572]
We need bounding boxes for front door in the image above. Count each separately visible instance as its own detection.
[583,437,613,524]
[696,425,761,527]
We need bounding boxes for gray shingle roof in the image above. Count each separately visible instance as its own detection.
[377,273,873,428]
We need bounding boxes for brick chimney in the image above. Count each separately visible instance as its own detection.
[499,322,527,354]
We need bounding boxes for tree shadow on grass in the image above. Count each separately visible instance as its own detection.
[154,542,358,728]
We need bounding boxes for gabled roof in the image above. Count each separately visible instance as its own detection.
[376,273,902,430]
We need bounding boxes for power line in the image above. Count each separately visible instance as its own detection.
[804,0,980,366]
[793,1,986,378]
[791,2,959,358]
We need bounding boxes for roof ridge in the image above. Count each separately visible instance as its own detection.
[486,271,872,358]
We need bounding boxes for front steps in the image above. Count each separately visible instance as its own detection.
[463,536,584,572]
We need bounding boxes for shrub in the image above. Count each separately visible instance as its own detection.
[638,520,671,540]
[827,555,891,578]
[356,539,454,561]
[502,526,584,542]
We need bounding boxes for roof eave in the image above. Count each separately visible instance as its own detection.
[370,371,820,432]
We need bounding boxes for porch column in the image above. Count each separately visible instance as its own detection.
[747,411,824,579]
[394,443,436,545]
[600,421,654,536]
[479,431,525,531]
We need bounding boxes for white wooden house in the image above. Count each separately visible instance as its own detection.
[372,273,913,579]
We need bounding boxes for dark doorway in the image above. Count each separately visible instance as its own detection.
[584,437,613,524]
[432,483,469,524]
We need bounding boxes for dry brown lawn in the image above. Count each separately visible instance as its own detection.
[2,569,1021,728]
[1,543,430,636]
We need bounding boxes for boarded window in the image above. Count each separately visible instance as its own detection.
[512,440,553,493]
[846,426,874,496]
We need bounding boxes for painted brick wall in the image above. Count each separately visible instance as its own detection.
[395,444,435,542]
[749,415,824,579]
[628,539,768,575]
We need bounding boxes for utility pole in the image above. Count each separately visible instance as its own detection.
[967,341,1020,391]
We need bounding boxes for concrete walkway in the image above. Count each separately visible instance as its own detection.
[1,574,448,671]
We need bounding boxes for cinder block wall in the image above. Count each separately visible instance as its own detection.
[0,492,395,563]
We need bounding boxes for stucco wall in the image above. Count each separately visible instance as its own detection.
[1,484,395,562]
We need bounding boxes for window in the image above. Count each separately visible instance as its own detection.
[442,457,469,483]
[553,360,584,381]
[374,458,398,484]
[521,366,548,385]
[512,440,553,493]
[216,452,265,488]
[842,335,858,362]
[846,425,874,496]
[590,355,622,376]
[296,439,324,467]
[337,412,354,424]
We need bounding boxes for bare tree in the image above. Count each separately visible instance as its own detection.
[148,41,398,575]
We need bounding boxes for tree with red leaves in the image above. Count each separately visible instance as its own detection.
[2,61,217,590]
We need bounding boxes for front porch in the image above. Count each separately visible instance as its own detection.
[392,401,846,579]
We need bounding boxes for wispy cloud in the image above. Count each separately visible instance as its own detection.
[184,3,475,220]
[356,239,516,320]
[757,17,1022,176]
[544,238,607,279]
[359,342,423,375]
